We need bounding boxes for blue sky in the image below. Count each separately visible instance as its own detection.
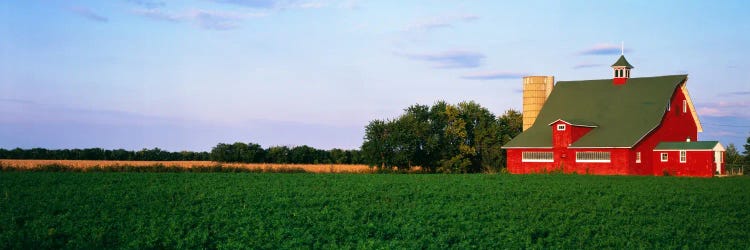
[1,0,749,151]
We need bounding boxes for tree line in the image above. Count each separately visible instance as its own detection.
[0,144,364,164]
[726,135,750,169]
[360,101,523,173]
[0,147,210,161]
[209,143,364,164]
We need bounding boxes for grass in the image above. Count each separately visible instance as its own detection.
[1,173,748,249]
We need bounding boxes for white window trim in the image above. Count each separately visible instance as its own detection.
[577,159,611,163]
[682,100,687,113]
[557,124,566,131]
[680,150,686,163]
[667,101,671,111]
[636,152,641,163]
[522,151,554,163]
[661,153,668,162]
[522,159,554,163]
[575,152,611,163]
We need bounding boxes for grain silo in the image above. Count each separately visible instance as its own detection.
[522,76,554,131]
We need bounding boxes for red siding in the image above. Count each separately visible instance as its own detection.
[652,150,717,177]
[563,148,630,175]
[571,126,594,144]
[633,83,699,176]
[506,149,557,174]
[552,121,570,149]
[613,77,627,85]
[508,147,632,175]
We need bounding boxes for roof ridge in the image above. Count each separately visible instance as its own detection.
[556,74,688,83]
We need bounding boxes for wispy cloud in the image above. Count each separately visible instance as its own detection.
[697,101,750,118]
[460,71,527,80]
[125,0,165,8]
[69,6,108,22]
[725,91,750,96]
[209,0,332,9]
[396,50,485,69]
[132,8,181,22]
[573,63,604,69]
[579,43,631,56]
[211,0,276,8]
[0,98,35,104]
[407,14,479,31]
[132,8,268,30]
[338,0,360,10]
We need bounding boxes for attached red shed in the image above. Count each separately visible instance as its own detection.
[653,141,725,177]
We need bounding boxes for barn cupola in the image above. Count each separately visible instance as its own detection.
[611,54,633,85]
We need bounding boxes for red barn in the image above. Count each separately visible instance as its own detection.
[502,55,725,177]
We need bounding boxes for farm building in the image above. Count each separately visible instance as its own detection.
[502,54,725,177]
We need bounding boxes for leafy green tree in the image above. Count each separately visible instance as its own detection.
[725,144,742,166]
[266,146,291,163]
[362,119,395,169]
[290,145,317,164]
[497,109,523,168]
[330,149,349,164]
[459,102,505,173]
[360,101,519,173]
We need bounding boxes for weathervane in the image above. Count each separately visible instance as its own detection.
[621,41,624,55]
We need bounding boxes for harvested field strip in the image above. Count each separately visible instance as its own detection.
[0,159,373,173]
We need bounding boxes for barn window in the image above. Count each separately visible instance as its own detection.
[557,124,566,131]
[522,152,554,162]
[661,153,668,162]
[576,151,611,163]
[680,150,686,163]
[636,152,641,163]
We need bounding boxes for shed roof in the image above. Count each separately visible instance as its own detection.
[503,75,688,148]
[654,141,722,150]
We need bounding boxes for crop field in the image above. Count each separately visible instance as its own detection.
[1,173,748,249]
[0,159,373,173]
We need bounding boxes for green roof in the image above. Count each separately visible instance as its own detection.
[503,75,687,148]
[548,119,598,127]
[654,141,720,150]
[611,55,634,68]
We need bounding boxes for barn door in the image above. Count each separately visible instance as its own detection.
[714,150,722,175]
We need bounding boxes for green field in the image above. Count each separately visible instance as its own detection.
[1,173,748,249]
